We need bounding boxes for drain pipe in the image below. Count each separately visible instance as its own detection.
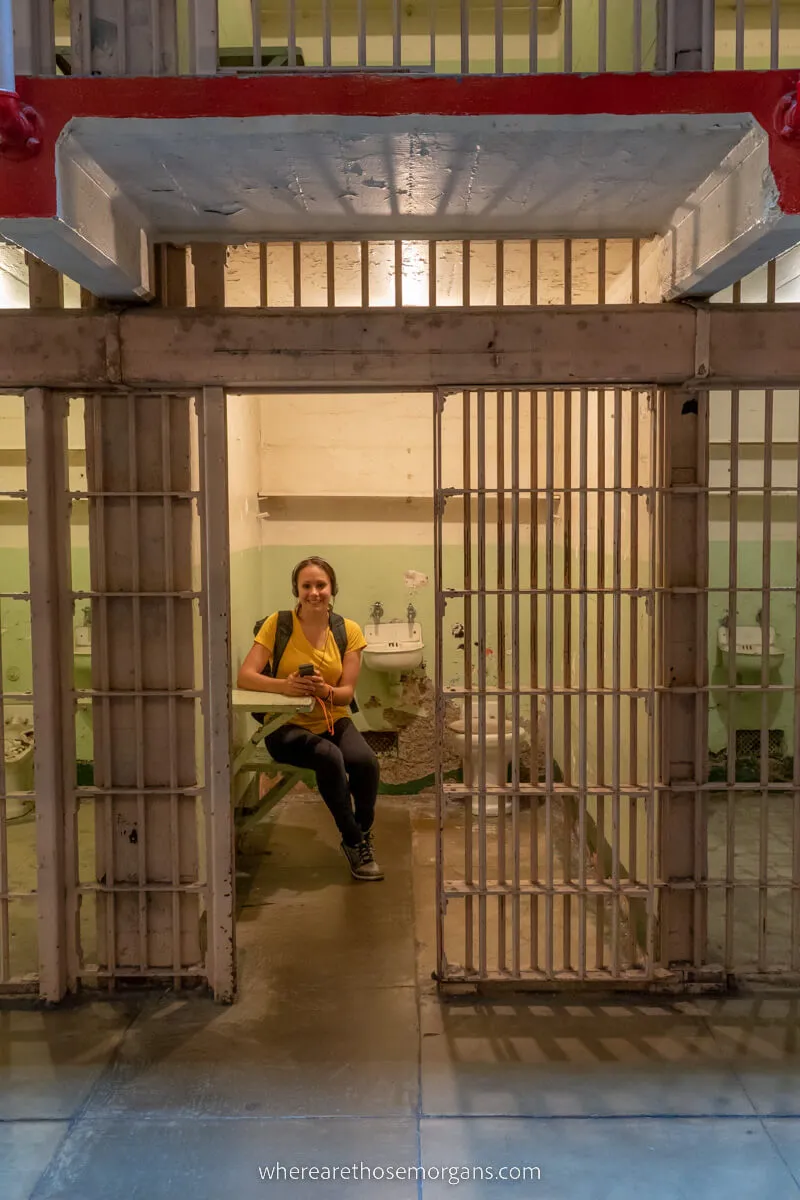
[0,0,44,161]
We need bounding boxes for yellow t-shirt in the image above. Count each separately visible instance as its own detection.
[254,611,367,734]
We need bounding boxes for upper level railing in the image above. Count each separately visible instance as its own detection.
[10,0,800,78]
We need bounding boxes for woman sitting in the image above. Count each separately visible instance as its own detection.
[237,556,382,882]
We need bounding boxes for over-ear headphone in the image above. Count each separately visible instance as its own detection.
[291,556,338,599]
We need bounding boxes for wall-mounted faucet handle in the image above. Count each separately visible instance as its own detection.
[370,601,384,623]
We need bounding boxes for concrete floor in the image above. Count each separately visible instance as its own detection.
[3,795,800,1198]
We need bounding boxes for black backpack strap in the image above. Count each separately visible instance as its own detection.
[251,611,293,724]
[329,612,359,715]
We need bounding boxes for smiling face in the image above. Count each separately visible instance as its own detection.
[296,563,333,614]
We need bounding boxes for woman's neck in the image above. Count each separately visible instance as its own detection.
[298,606,329,630]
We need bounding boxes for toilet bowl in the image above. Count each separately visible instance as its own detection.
[3,705,34,820]
[448,699,524,817]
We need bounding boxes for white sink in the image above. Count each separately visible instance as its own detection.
[718,624,784,673]
[363,620,424,673]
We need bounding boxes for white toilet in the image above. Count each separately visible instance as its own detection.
[448,698,524,817]
[3,705,35,820]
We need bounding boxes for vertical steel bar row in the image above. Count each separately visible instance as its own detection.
[462,390,474,973]
[357,0,366,67]
[598,0,607,72]
[595,388,607,969]
[724,390,740,971]
[758,390,774,973]
[392,0,401,67]
[793,389,800,971]
[611,388,623,977]
[563,0,573,71]
[433,389,446,979]
[251,0,261,66]
[496,390,507,973]
[628,391,640,967]
[460,0,469,73]
[161,396,182,987]
[735,0,745,71]
[323,0,332,67]
[633,0,643,71]
[529,389,540,969]
[562,388,573,972]
[127,394,148,974]
[578,387,589,978]
[771,0,780,68]
[545,389,555,977]
[529,0,538,72]
[477,389,488,976]
[495,0,503,74]
[510,389,522,977]
[693,389,710,970]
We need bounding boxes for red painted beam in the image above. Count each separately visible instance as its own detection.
[3,71,800,219]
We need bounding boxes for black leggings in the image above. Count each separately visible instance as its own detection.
[264,718,379,847]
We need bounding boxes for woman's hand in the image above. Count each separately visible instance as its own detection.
[283,672,316,697]
[308,672,330,698]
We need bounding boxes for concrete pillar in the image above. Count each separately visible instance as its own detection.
[659,389,709,973]
[657,0,714,72]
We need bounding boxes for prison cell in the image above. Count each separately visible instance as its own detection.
[19,2,800,79]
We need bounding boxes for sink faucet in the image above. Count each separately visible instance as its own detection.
[407,602,416,626]
[370,601,384,624]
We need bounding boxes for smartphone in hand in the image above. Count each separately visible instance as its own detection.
[298,663,315,677]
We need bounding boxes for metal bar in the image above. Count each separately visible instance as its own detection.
[562,388,573,972]
[477,389,488,976]
[611,388,623,978]
[429,0,436,71]
[633,0,643,71]
[127,394,148,975]
[724,389,739,972]
[496,242,504,308]
[529,389,539,970]
[434,388,445,980]
[326,243,335,309]
[360,242,370,307]
[758,389,774,973]
[357,0,366,68]
[429,241,438,308]
[323,0,332,67]
[189,0,219,74]
[292,242,302,308]
[693,390,709,972]
[793,389,800,972]
[545,388,555,977]
[564,240,573,305]
[771,0,780,69]
[647,390,658,975]
[198,387,234,1002]
[598,0,607,72]
[628,390,640,968]
[259,245,268,307]
[161,396,181,989]
[462,241,471,307]
[462,389,474,973]
[495,0,503,74]
[511,388,521,977]
[578,386,589,979]
[460,0,469,74]
[395,241,403,309]
[529,241,538,305]
[392,0,401,68]
[563,0,573,71]
[251,0,262,67]
[632,241,641,306]
[595,388,606,970]
[288,0,297,68]
[496,390,507,973]
[598,240,607,305]
[529,0,538,73]
[666,0,676,71]
[702,0,715,72]
[735,0,745,72]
